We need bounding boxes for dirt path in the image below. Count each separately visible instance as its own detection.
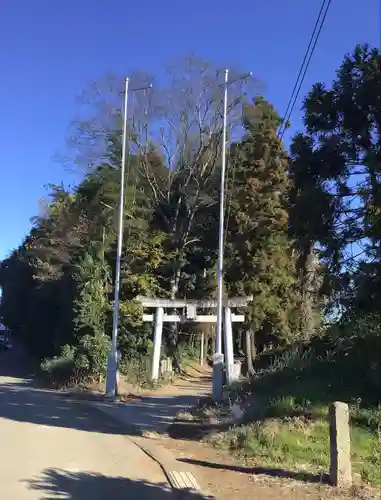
[145,361,212,399]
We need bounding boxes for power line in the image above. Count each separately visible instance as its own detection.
[222,1,333,266]
[278,0,332,141]
[278,0,327,136]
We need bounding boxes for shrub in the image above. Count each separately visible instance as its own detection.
[40,334,111,386]
[120,355,151,386]
[74,334,111,381]
[40,344,76,385]
[175,341,198,362]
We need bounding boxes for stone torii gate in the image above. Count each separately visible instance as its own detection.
[136,295,252,385]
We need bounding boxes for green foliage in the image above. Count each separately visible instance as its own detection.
[73,252,107,338]
[4,52,381,491]
[0,70,324,384]
[252,317,381,408]
[40,345,76,385]
[225,97,300,344]
[120,356,151,386]
[74,334,111,379]
[40,334,111,385]
[5,46,381,393]
[216,401,381,486]
[209,313,381,486]
[289,44,381,313]
[173,340,199,362]
[0,150,165,381]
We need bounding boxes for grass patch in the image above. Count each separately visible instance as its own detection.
[120,356,151,387]
[211,396,381,485]
[205,328,381,487]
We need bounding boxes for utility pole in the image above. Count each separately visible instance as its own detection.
[212,69,229,402]
[215,69,229,356]
[105,78,152,398]
[105,77,129,398]
[212,70,252,402]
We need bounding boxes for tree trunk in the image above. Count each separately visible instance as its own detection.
[244,329,254,376]
[169,263,181,373]
[204,332,209,361]
[300,246,317,340]
[250,329,256,366]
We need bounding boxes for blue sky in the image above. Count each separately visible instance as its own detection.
[0,0,379,260]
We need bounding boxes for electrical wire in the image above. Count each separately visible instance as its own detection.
[278,0,327,137]
[222,1,332,256]
[278,0,332,141]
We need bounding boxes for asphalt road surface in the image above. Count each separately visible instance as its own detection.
[0,345,174,499]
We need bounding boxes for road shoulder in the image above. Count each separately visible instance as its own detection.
[82,395,214,498]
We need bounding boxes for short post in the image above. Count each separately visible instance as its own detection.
[329,401,352,488]
[115,348,121,397]
[105,349,118,398]
[212,353,224,402]
[151,306,164,382]
[224,306,235,385]
[200,332,204,366]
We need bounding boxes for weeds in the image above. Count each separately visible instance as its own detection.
[201,330,381,487]
[211,399,381,486]
[120,356,151,387]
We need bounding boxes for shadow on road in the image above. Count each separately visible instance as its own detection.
[0,347,205,437]
[177,458,329,485]
[0,378,209,437]
[24,467,210,499]
[0,380,129,434]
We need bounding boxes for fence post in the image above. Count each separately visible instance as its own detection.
[329,401,352,488]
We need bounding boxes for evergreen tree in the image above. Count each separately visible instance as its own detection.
[225,97,299,349]
[290,43,381,318]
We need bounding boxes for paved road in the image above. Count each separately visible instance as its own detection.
[0,347,175,499]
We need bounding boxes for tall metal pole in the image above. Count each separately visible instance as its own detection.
[212,69,229,403]
[216,68,229,354]
[106,77,129,397]
[379,0,381,51]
